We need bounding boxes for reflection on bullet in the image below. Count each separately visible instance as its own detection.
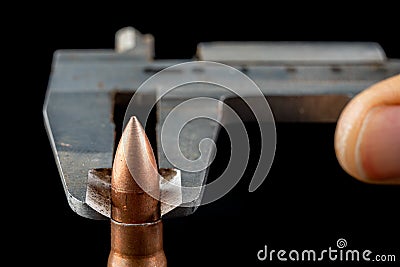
[108,116,167,267]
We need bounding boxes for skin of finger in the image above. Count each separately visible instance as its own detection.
[334,74,400,183]
[359,106,400,181]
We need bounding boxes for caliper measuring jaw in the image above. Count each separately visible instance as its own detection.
[43,27,400,220]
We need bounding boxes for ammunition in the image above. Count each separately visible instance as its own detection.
[108,116,167,267]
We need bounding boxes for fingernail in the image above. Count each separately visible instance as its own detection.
[357,105,400,181]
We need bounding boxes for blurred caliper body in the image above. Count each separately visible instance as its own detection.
[43,27,400,220]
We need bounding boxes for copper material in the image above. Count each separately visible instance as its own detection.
[108,116,167,267]
[108,220,166,266]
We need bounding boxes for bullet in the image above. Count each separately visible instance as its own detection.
[108,116,167,267]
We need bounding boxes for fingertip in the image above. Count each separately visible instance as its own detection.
[334,75,400,184]
[358,106,400,183]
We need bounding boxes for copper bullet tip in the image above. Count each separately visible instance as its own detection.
[111,116,161,223]
[108,116,166,267]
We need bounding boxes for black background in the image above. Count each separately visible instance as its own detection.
[23,3,400,266]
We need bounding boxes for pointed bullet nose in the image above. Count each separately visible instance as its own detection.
[108,117,167,266]
[124,116,157,168]
[113,116,158,190]
[111,116,160,223]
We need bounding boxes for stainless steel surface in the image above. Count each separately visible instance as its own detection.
[115,27,137,53]
[198,42,386,63]
[43,27,400,220]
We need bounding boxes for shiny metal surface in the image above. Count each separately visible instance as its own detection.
[108,116,166,266]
